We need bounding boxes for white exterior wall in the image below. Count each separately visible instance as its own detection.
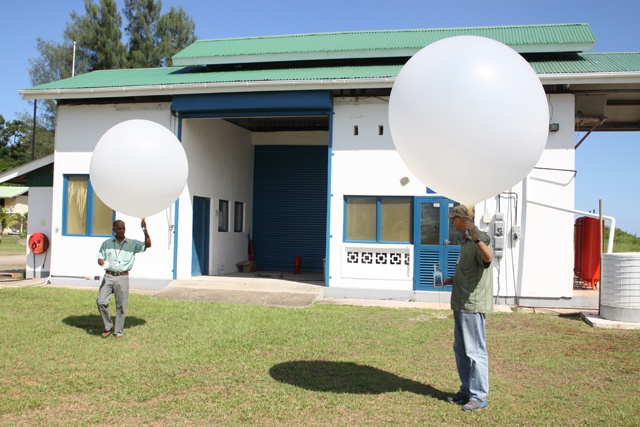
[45,93,577,301]
[329,97,425,290]
[328,94,577,301]
[49,103,177,288]
[518,94,576,299]
[25,187,52,279]
[176,118,254,279]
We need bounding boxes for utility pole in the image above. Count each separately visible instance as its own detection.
[31,100,37,160]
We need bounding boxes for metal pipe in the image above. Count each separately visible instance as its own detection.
[527,199,616,253]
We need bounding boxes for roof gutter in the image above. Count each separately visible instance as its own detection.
[539,71,640,85]
[19,78,397,101]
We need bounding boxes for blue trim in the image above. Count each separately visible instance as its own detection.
[172,116,183,280]
[324,111,334,286]
[61,175,114,237]
[172,91,332,115]
[413,196,461,291]
[173,198,180,280]
[343,196,412,244]
[61,177,69,235]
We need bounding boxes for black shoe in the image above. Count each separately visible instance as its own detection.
[447,392,469,405]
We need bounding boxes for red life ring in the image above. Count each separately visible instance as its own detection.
[28,232,49,254]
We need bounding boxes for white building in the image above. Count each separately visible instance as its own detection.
[15,23,640,305]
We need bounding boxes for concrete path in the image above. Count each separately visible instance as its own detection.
[4,254,638,329]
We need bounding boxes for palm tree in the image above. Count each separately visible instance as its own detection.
[0,207,20,243]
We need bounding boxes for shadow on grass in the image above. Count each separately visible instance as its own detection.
[270,360,448,400]
[62,314,146,336]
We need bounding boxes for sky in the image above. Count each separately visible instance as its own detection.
[1,0,639,235]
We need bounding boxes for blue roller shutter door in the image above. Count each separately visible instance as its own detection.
[253,145,327,273]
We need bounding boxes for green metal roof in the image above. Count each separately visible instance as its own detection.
[26,65,403,91]
[173,23,597,66]
[0,186,28,198]
[529,52,640,74]
[25,52,640,93]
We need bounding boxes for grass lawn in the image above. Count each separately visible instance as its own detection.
[0,235,26,256]
[0,287,638,426]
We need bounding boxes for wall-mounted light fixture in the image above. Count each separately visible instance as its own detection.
[549,123,560,132]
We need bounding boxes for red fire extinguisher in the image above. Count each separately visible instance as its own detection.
[248,231,255,261]
[293,256,301,274]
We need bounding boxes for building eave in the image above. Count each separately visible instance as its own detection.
[18,78,398,101]
[19,71,640,102]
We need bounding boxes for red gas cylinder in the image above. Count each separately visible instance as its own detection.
[574,217,602,289]
[293,256,301,274]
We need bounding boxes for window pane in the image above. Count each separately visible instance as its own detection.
[218,200,229,232]
[234,202,244,232]
[448,205,466,245]
[67,177,88,234]
[346,198,376,240]
[420,202,440,245]
[92,194,113,235]
[381,198,411,242]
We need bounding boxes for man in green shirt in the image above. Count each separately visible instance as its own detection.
[443,205,493,411]
[97,219,151,340]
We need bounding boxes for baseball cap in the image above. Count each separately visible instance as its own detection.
[446,205,474,219]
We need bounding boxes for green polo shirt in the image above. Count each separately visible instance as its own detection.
[97,237,146,273]
[450,228,494,313]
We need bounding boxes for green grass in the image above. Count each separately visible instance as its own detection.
[607,227,640,252]
[1,287,638,426]
[0,235,26,256]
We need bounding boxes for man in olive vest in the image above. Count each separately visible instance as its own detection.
[443,205,493,412]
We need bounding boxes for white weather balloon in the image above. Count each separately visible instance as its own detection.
[388,36,549,206]
[90,120,188,218]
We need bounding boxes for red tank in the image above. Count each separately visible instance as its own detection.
[574,217,602,289]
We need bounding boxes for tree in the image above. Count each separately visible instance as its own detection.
[28,38,75,130]
[124,0,163,68]
[27,0,197,127]
[124,0,196,68]
[65,0,127,71]
[0,207,20,241]
[0,115,31,172]
[15,112,55,161]
[156,6,197,67]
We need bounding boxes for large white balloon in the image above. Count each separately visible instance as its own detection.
[90,120,188,218]
[389,36,549,206]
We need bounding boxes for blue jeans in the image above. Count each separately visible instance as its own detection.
[453,311,489,402]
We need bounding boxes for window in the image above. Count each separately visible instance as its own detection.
[218,199,229,232]
[345,196,412,243]
[63,175,114,236]
[234,202,244,232]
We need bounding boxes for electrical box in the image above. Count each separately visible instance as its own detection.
[512,225,521,240]
[494,212,505,236]
[494,213,505,258]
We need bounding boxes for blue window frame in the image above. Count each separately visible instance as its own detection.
[62,175,114,236]
[344,196,412,243]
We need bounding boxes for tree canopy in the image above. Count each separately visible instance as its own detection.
[0,114,54,174]
[27,0,197,129]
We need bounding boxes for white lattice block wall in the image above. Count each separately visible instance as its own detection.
[341,244,413,280]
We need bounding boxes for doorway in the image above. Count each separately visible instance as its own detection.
[192,196,211,275]
[413,197,464,290]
